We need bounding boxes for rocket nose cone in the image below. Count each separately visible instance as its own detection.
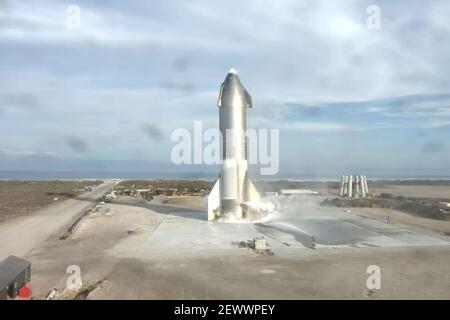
[218,69,252,108]
[224,68,240,84]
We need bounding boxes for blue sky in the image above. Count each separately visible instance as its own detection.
[0,0,449,176]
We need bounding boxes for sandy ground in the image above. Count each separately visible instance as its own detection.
[0,181,115,261]
[2,180,449,299]
[0,180,102,223]
[163,195,206,208]
[370,185,450,200]
[345,206,450,236]
[23,196,450,300]
[26,199,166,299]
[87,248,450,299]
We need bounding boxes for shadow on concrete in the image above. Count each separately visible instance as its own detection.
[72,194,207,221]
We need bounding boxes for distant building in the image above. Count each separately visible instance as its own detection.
[439,202,450,210]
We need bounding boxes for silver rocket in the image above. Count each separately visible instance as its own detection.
[208,69,261,221]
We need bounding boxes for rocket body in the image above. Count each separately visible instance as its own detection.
[208,69,260,221]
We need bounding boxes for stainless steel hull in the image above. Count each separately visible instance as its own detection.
[208,69,260,221]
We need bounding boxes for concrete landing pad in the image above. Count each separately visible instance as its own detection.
[143,198,450,257]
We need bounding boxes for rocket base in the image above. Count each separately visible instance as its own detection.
[208,176,270,222]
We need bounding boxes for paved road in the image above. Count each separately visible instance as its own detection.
[0,181,115,261]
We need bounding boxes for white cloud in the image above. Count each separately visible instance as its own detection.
[1,0,450,170]
[0,148,56,159]
[422,119,450,129]
[283,121,360,132]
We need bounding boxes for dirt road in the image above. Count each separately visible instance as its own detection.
[0,181,115,261]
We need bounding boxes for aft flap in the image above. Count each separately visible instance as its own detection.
[217,83,224,107]
[244,88,253,108]
[208,178,221,221]
[244,177,260,202]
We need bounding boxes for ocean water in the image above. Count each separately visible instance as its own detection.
[0,171,216,181]
[1,171,450,181]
